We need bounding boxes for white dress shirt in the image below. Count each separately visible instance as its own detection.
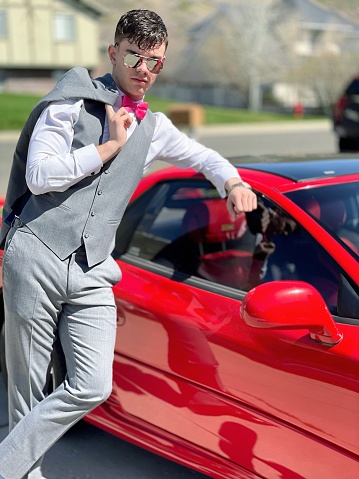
[26,95,240,197]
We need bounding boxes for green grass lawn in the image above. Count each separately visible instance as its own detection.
[0,93,42,130]
[0,92,321,131]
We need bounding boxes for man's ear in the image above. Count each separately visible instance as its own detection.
[108,45,117,65]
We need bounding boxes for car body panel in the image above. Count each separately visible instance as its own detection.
[87,159,359,478]
[85,259,359,478]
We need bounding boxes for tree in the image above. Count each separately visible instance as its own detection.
[166,0,299,111]
[214,0,299,111]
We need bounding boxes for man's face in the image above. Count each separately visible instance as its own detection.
[108,39,166,101]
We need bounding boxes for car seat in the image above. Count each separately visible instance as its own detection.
[181,199,253,288]
[302,196,359,255]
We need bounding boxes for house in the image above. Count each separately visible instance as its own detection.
[0,0,105,93]
[151,0,359,110]
[275,0,359,108]
[295,0,359,56]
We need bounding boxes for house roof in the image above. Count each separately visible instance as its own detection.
[189,1,359,36]
[297,0,359,32]
[76,0,107,16]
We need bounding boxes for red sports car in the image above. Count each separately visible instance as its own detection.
[0,157,358,479]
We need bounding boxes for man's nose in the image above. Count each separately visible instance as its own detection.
[136,58,150,73]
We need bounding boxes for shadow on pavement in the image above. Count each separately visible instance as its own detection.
[0,372,208,479]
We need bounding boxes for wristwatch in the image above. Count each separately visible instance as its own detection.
[226,181,252,196]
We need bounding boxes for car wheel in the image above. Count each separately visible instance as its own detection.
[339,137,359,152]
[339,137,351,152]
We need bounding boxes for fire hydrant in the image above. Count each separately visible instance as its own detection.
[293,102,304,118]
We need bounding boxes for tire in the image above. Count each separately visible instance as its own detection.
[339,137,351,152]
[339,137,359,152]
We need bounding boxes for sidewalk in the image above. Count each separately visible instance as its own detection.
[0,131,20,142]
[196,119,332,137]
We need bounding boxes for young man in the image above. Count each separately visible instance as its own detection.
[0,9,256,479]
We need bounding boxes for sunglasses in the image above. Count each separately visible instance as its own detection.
[123,52,165,74]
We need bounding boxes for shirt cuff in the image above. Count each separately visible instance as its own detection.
[216,173,241,198]
[73,144,103,177]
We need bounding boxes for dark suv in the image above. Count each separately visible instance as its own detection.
[333,75,359,152]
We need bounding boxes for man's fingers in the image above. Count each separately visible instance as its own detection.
[105,104,115,118]
[105,104,133,128]
[228,188,257,216]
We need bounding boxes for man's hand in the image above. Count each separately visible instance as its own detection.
[246,201,270,234]
[96,104,133,164]
[225,179,257,218]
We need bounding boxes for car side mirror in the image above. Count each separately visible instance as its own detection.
[240,281,342,345]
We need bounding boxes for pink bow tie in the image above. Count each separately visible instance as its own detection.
[121,95,148,120]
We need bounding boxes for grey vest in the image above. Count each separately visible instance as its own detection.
[1,67,156,267]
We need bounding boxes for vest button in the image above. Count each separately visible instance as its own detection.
[104,170,109,174]
[91,172,95,176]
[98,190,102,195]
[84,233,89,238]
[91,211,95,216]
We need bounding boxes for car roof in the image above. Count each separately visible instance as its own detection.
[234,157,359,183]
[135,155,359,199]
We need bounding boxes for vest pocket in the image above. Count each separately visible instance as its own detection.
[107,218,122,225]
[41,193,71,211]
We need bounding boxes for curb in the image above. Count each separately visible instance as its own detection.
[0,131,20,141]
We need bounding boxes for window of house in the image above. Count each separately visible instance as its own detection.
[0,70,5,91]
[310,30,322,52]
[53,14,75,42]
[0,11,7,38]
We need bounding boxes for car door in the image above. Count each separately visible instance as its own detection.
[110,177,359,479]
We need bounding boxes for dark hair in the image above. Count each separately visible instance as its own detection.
[115,10,168,51]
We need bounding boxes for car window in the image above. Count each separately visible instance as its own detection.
[114,179,342,313]
[113,180,220,261]
[254,196,341,313]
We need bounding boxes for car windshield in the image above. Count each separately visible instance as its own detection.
[286,182,359,258]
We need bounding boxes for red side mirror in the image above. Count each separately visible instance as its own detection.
[240,281,342,345]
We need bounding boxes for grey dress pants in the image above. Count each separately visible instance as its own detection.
[0,218,120,479]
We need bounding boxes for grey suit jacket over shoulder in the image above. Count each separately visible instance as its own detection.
[0,67,156,267]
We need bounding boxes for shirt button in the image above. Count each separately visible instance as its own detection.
[91,172,95,176]
[84,233,89,238]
